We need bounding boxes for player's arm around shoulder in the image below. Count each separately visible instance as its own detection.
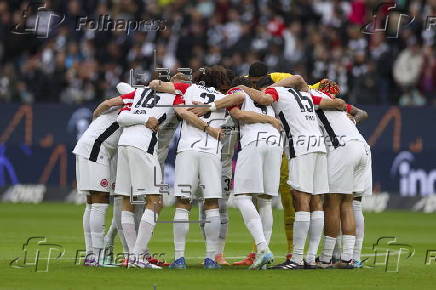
[116,108,150,128]
[187,91,245,117]
[348,105,369,123]
[173,106,222,140]
[93,96,123,120]
[229,107,282,130]
[271,75,309,92]
[238,85,275,106]
[318,97,347,111]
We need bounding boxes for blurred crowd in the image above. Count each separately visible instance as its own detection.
[0,0,435,105]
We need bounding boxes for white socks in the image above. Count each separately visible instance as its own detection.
[90,203,109,257]
[173,208,189,259]
[134,203,145,232]
[103,217,117,250]
[217,198,228,255]
[353,200,365,261]
[133,209,157,260]
[121,210,137,252]
[333,235,342,260]
[306,211,324,264]
[112,196,129,253]
[342,235,356,261]
[292,211,311,264]
[235,195,267,252]
[83,203,92,256]
[320,236,336,263]
[257,197,273,245]
[204,208,221,260]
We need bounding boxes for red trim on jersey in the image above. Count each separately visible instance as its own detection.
[322,92,333,98]
[120,91,135,100]
[311,95,322,105]
[174,82,191,95]
[346,104,352,113]
[226,87,243,111]
[227,104,241,112]
[173,94,185,105]
[265,88,279,102]
[119,106,131,112]
[227,87,242,94]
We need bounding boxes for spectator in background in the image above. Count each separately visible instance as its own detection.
[283,21,303,65]
[419,45,436,105]
[0,0,433,106]
[350,52,377,105]
[393,37,425,106]
[369,33,393,104]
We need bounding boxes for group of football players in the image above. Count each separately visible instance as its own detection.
[73,61,371,270]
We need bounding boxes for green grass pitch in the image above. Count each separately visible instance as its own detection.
[0,203,435,289]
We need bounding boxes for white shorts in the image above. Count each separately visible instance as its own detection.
[288,152,329,195]
[114,145,162,197]
[327,140,372,196]
[233,141,282,196]
[175,150,222,199]
[75,155,111,195]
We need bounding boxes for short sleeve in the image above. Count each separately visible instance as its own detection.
[227,104,241,112]
[173,94,185,105]
[226,88,242,94]
[311,95,322,105]
[225,87,244,111]
[120,91,135,103]
[264,88,279,102]
[174,82,191,95]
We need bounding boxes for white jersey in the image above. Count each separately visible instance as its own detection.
[267,87,326,157]
[117,87,176,156]
[73,108,121,165]
[228,88,281,149]
[175,83,227,156]
[310,89,367,151]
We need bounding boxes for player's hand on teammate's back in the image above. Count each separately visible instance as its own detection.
[336,98,347,111]
[269,117,283,132]
[188,101,210,117]
[146,117,159,132]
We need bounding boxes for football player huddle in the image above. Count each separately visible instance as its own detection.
[73,61,371,270]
